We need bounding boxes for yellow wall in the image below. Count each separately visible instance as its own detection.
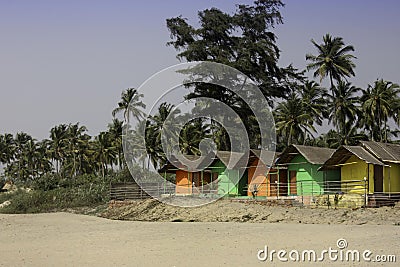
[383,163,400,193]
[341,156,400,194]
[341,156,373,194]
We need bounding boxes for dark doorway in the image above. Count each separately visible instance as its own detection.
[279,170,288,196]
[374,165,384,192]
[289,170,297,195]
[269,173,278,196]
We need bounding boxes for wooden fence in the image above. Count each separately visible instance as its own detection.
[109,181,175,200]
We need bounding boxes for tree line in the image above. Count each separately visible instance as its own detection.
[1,0,400,181]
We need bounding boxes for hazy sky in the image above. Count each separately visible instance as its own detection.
[1,0,399,140]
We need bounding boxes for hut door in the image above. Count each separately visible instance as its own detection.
[289,171,297,195]
[374,165,383,193]
[269,173,278,196]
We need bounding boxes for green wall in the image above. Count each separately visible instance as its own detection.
[212,160,247,196]
[287,155,340,196]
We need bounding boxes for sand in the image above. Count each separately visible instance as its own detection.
[104,198,400,225]
[1,211,399,266]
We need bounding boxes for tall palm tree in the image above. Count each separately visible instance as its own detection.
[108,118,124,169]
[93,132,117,178]
[36,139,52,176]
[306,34,356,89]
[297,81,329,126]
[13,132,33,180]
[65,123,89,177]
[0,133,15,165]
[112,88,146,123]
[145,103,180,169]
[361,79,400,142]
[179,118,211,155]
[328,81,360,138]
[274,93,316,146]
[49,124,68,174]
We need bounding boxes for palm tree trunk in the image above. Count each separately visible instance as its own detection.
[329,73,334,90]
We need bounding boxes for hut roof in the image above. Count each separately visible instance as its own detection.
[215,151,247,169]
[360,141,400,163]
[319,146,385,171]
[276,144,336,165]
[158,154,212,173]
[249,149,277,167]
[158,151,248,172]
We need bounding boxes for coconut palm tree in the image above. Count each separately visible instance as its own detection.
[13,132,33,180]
[361,79,400,142]
[64,123,89,177]
[0,133,15,165]
[112,88,146,123]
[49,124,68,174]
[144,103,180,169]
[92,132,117,178]
[274,93,316,146]
[306,34,356,89]
[179,118,211,155]
[107,118,124,169]
[297,81,329,126]
[328,81,360,138]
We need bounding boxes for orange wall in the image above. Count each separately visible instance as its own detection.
[247,159,268,196]
[175,170,191,194]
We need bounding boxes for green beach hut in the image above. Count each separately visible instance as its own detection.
[212,151,248,197]
[276,145,340,196]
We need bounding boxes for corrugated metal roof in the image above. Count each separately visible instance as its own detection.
[360,141,400,163]
[215,151,247,169]
[277,144,336,165]
[250,149,276,166]
[319,145,385,171]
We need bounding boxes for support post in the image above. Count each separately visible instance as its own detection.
[364,177,367,208]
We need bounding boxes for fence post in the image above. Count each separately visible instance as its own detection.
[300,181,303,204]
[364,177,367,208]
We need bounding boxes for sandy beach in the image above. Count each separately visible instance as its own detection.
[1,212,399,266]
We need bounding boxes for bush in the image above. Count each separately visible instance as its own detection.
[0,167,162,214]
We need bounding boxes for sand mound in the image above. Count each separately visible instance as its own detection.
[102,198,400,225]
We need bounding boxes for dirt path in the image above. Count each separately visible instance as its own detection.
[1,212,399,266]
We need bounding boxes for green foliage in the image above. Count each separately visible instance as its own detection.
[0,172,133,214]
[306,33,356,88]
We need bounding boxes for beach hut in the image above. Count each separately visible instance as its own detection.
[158,151,248,197]
[158,154,216,195]
[213,151,248,197]
[319,145,385,194]
[276,145,340,196]
[246,150,286,197]
[360,141,400,193]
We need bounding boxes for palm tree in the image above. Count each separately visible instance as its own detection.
[112,88,146,123]
[179,118,211,155]
[13,132,33,180]
[306,34,356,88]
[108,118,124,169]
[328,81,360,138]
[36,139,52,176]
[0,133,15,165]
[49,124,68,174]
[297,81,329,126]
[274,93,316,146]
[92,132,117,178]
[64,123,89,177]
[144,103,180,169]
[361,79,400,142]
[325,123,368,148]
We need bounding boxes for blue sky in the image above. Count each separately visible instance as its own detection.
[1,0,399,139]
